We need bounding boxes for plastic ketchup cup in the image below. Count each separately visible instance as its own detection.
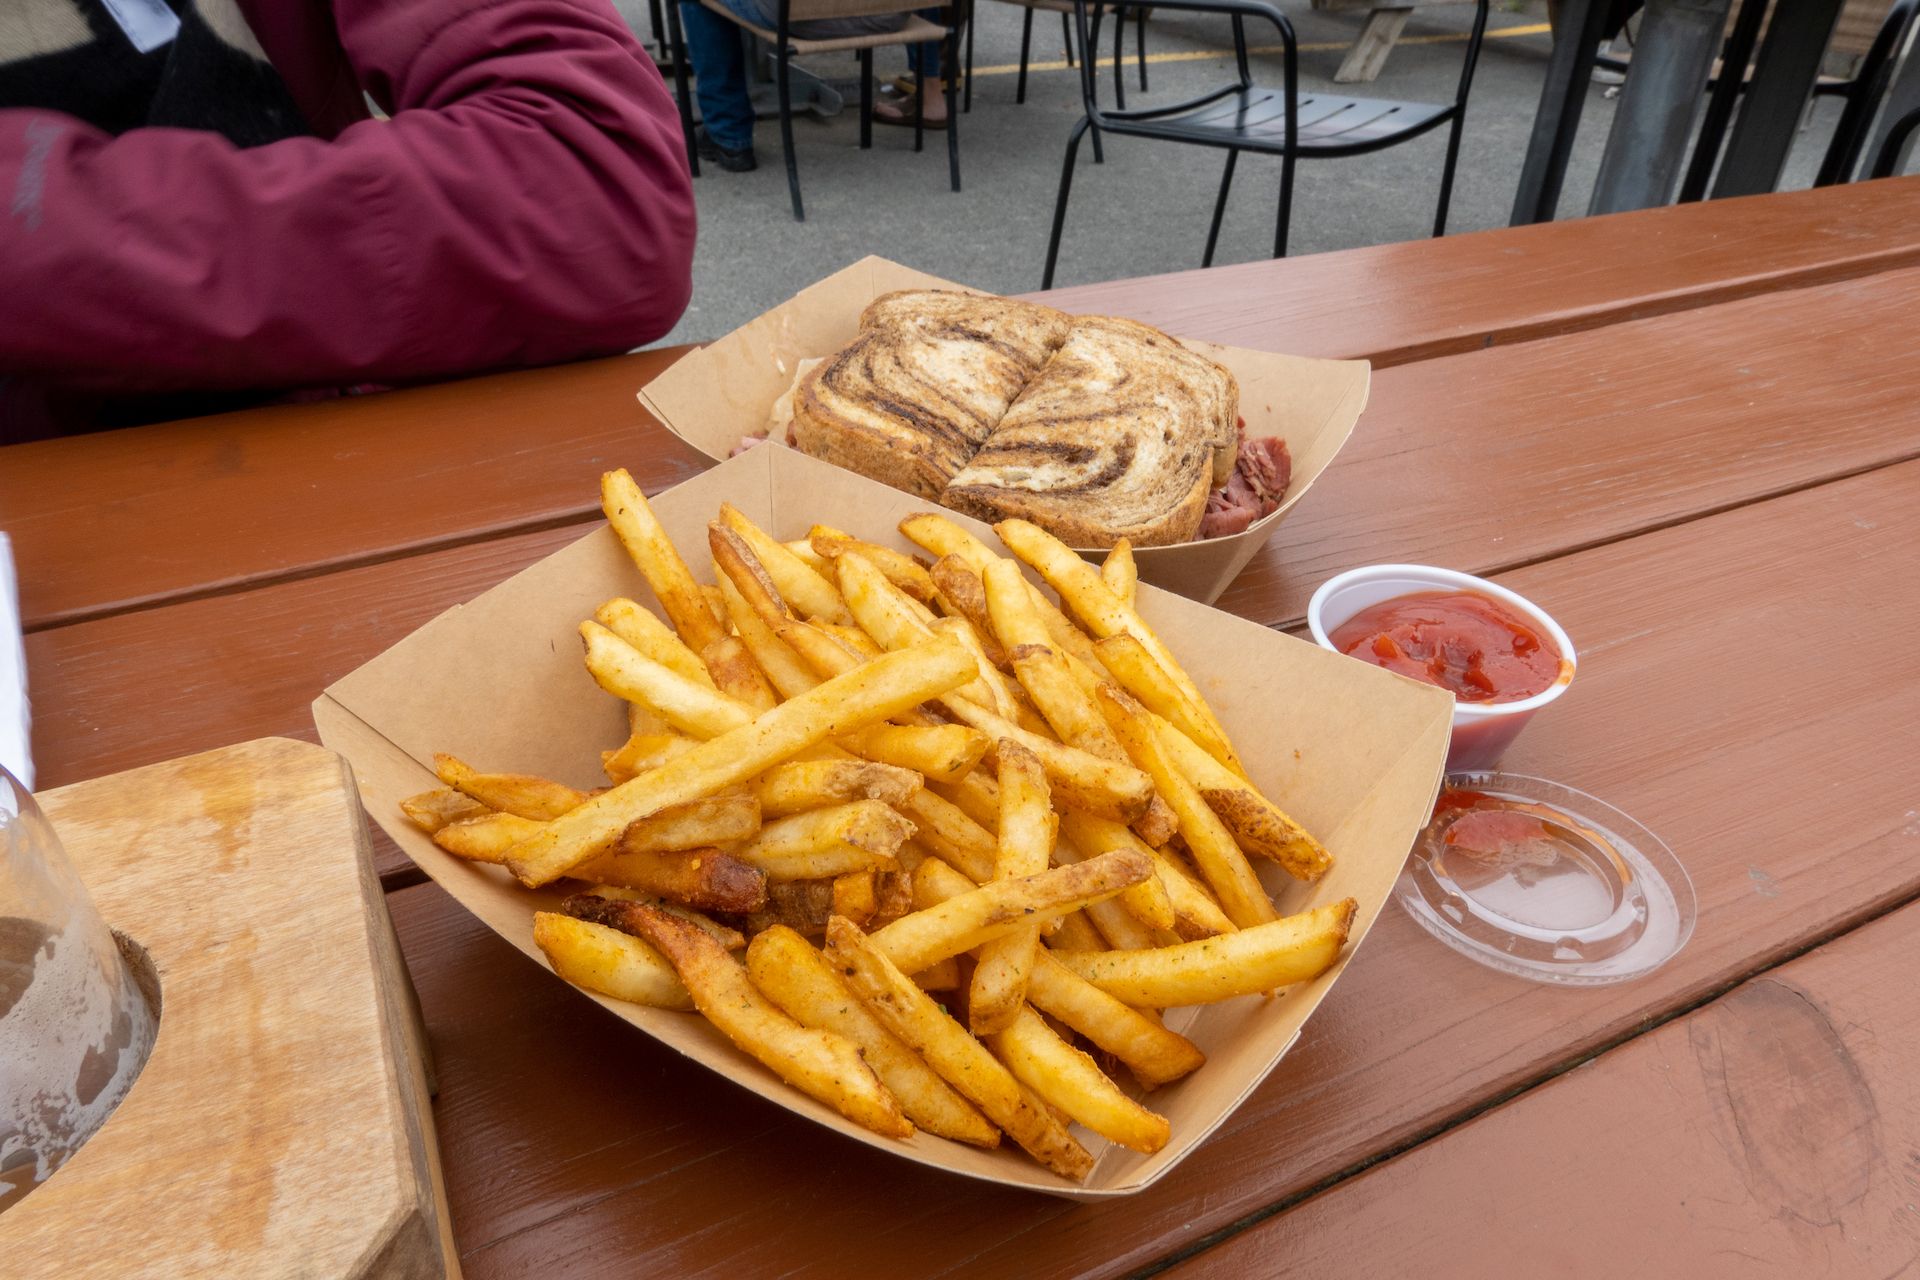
[1306,565,1576,771]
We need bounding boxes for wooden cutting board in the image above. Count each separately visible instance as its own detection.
[0,738,457,1278]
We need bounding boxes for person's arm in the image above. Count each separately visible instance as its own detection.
[0,0,695,393]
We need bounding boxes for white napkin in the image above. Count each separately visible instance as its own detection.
[0,534,30,788]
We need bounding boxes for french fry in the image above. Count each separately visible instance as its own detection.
[1055,839,1165,951]
[717,503,853,624]
[819,622,885,659]
[1097,686,1275,929]
[532,912,693,1011]
[914,955,962,991]
[615,793,762,854]
[593,597,715,688]
[783,538,832,574]
[826,918,1093,1178]
[753,758,922,817]
[1100,539,1138,607]
[899,511,1000,574]
[842,723,988,784]
[603,730,699,784]
[936,696,1154,823]
[931,768,1000,831]
[433,754,590,821]
[432,810,543,862]
[928,555,1002,651]
[748,926,999,1146]
[1057,813,1178,930]
[838,550,935,649]
[1052,900,1357,1006]
[967,741,1055,1037]
[839,553,1006,713]
[873,848,1150,974]
[916,858,1203,1086]
[899,788,998,883]
[929,617,1032,721]
[627,700,671,739]
[809,526,938,603]
[1149,714,1332,882]
[573,845,768,914]
[401,787,488,833]
[623,903,911,1139]
[504,634,976,886]
[702,635,779,716]
[734,800,912,881]
[996,517,1233,758]
[733,879,838,938]
[1096,633,1245,779]
[602,469,727,656]
[581,621,752,740]
[1046,911,1109,952]
[992,1008,1169,1154]
[717,575,820,701]
[561,890,747,950]
[832,871,880,927]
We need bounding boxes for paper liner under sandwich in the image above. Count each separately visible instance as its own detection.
[637,257,1370,605]
[313,446,1450,1199]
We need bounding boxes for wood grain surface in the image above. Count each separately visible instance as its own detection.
[25,266,1920,827]
[1,349,701,631]
[1168,896,1920,1279]
[1035,176,1920,365]
[3,739,456,1278]
[11,178,1918,636]
[386,459,1920,1277]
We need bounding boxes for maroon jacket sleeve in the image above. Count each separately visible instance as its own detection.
[0,0,695,393]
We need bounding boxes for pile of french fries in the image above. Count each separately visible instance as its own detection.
[401,469,1355,1179]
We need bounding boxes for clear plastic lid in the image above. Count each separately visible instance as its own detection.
[1395,772,1696,986]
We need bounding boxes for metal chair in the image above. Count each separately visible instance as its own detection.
[1590,0,1918,190]
[665,0,963,221]
[1041,0,1489,288]
[1869,104,1920,178]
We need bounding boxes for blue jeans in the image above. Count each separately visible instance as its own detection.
[680,0,946,151]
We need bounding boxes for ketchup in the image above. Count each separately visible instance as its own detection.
[1328,590,1564,703]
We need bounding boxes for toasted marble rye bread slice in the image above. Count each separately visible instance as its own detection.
[791,290,1073,500]
[940,316,1240,547]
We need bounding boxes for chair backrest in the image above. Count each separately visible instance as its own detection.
[781,0,937,25]
[1066,0,1489,124]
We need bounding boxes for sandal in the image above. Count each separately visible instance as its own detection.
[871,85,949,130]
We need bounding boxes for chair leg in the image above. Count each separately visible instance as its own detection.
[1083,6,1104,164]
[1433,112,1465,237]
[947,26,962,191]
[1063,11,1074,64]
[1136,4,1147,91]
[1043,117,1093,290]
[1018,8,1034,104]
[647,0,666,59]
[914,56,926,154]
[777,50,803,221]
[664,1,700,177]
[860,46,873,150]
[1203,148,1238,267]
[1273,151,1295,258]
[964,0,975,113]
[1113,7,1126,110]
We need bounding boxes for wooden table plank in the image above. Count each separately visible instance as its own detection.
[1210,260,1920,623]
[1168,898,1920,1278]
[0,348,703,632]
[10,179,1920,636]
[390,459,1920,1277]
[26,265,1920,814]
[1038,175,1920,364]
[23,522,587,886]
